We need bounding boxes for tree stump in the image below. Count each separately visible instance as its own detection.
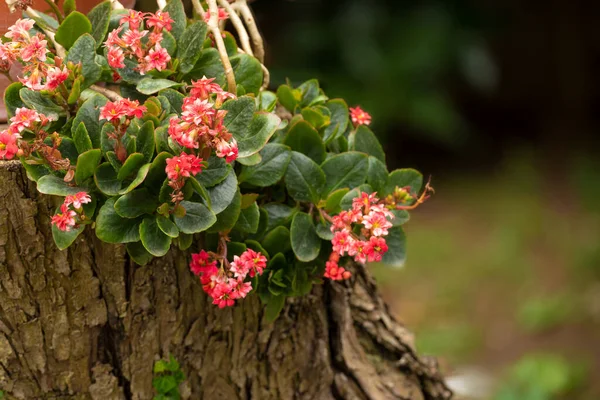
[0,161,451,399]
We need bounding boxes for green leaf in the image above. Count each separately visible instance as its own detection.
[263,203,296,230]
[184,48,225,85]
[325,188,349,214]
[72,94,107,148]
[320,152,368,196]
[174,200,217,234]
[349,125,386,162]
[230,53,263,94]
[177,233,193,250]
[94,162,121,195]
[284,151,325,203]
[188,177,212,209]
[261,226,291,257]
[119,163,150,194]
[116,58,144,84]
[159,89,184,113]
[67,78,81,105]
[221,97,281,157]
[157,215,179,238]
[207,172,237,214]
[4,82,25,118]
[140,216,171,257]
[75,149,102,185]
[177,21,208,74]
[26,10,58,31]
[55,12,92,50]
[136,78,182,95]
[127,241,153,265]
[323,99,349,143]
[163,0,186,39]
[257,91,277,112]
[207,190,241,233]
[63,0,75,15]
[72,122,92,154]
[66,34,102,89]
[290,212,321,262]
[298,79,322,107]
[161,31,177,56]
[52,209,85,250]
[276,84,301,112]
[36,175,83,196]
[238,143,291,186]
[55,137,79,164]
[96,198,142,243]
[114,188,157,218]
[234,201,259,233]
[385,168,423,196]
[145,152,171,193]
[195,156,229,187]
[21,160,50,182]
[366,156,388,193]
[236,152,261,166]
[20,88,63,120]
[117,153,145,180]
[378,226,407,267]
[136,120,155,163]
[283,120,326,164]
[88,1,111,47]
[315,220,333,240]
[264,294,285,323]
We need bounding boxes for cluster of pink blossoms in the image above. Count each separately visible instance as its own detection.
[0,19,69,91]
[349,106,371,127]
[0,107,52,160]
[165,152,203,204]
[104,10,173,74]
[99,98,147,123]
[168,76,238,163]
[326,192,394,280]
[190,249,266,308]
[51,192,92,232]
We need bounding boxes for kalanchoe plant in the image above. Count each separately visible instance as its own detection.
[0,0,433,319]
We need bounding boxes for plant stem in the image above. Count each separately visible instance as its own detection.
[90,84,123,101]
[218,0,253,57]
[207,0,237,94]
[43,0,63,23]
[233,0,264,63]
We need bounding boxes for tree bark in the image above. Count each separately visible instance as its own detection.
[0,161,451,400]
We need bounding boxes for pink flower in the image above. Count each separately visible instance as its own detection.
[215,138,238,163]
[348,240,368,264]
[141,44,170,73]
[121,98,147,118]
[10,107,40,132]
[189,76,224,100]
[363,236,388,263]
[331,230,354,255]
[168,117,199,149]
[104,27,126,48]
[120,10,143,31]
[107,46,126,69]
[362,210,392,237]
[5,18,34,41]
[0,129,18,160]
[324,253,351,281]
[20,35,47,62]
[0,42,20,62]
[203,8,229,23]
[190,250,217,276]
[165,152,203,181]
[51,204,77,232]
[229,277,252,299]
[230,249,266,279]
[99,100,126,122]
[19,68,44,91]
[349,106,371,126]
[331,209,361,231]
[122,29,148,50]
[45,66,69,90]
[146,11,174,32]
[352,191,378,213]
[181,98,216,125]
[64,192,91,209]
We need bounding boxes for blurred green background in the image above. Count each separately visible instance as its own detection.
[249,0,600,399]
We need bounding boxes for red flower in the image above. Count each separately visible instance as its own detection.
[45,66,69,90]
[51,204,77,232]
[0,129,19,160]
[165,152,203,181]
[120,10,143,31]
[107,46,126,69]
[364,236,388,263]
[64,192,91,209]
[141,44,170,73]
[215,138,238,163]
[349,106,371,126]
[146,11,174,32]
[10,108,40,132]
[190,250,217,276]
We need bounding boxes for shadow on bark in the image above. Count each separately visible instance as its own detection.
[0,161,451,399]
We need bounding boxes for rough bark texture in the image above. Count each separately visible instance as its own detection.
[0,161,451,400]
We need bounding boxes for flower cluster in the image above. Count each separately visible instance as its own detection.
[349,106,371,127]
[0,18,70,91]
[165,152,203,204]
[168,76,238,163]
[51,192,91,232]
[190,249,266,308]
[99,98,147,123]
[326,192,394,280]
[104,10,173,74]
[0,107,54,160]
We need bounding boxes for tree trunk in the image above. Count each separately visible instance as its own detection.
[0,161,451,400]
